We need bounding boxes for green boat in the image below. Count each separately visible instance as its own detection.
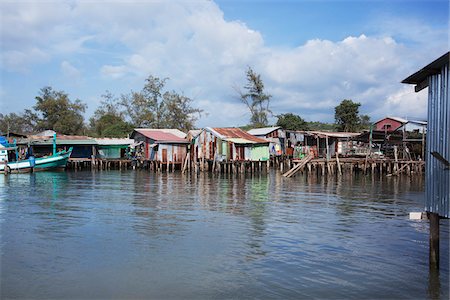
[0,135,72,173]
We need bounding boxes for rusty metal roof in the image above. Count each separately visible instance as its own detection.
[211,128,269,144]
[132,129,188,143]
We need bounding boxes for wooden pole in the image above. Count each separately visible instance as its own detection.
[336,152,342,175]
[421,125,425,160]
[428,212,440,268]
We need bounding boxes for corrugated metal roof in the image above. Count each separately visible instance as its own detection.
[29,135,97,145]
[247,126,281,136]
[226,138,260,144]
[210,127,269,144]
[374,116,408,125]
[402,52,449,85]
[132,129,188,143]
[95,138,134,145]
[305,131,360,138]
[133,128,186,138]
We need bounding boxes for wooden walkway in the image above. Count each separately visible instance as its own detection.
[283,157,425,177]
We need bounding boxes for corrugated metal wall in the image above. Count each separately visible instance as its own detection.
[426,62,449,218]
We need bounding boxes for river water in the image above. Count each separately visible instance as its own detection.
[1,170,448,299]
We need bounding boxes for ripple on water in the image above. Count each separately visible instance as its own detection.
[0,171,448,299]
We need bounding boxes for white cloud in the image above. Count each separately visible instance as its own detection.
[0,1,446,126]
[100,65,129,79]
[1,48,50,72]
[61,61,81,80]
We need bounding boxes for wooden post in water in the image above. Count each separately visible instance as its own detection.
[428,212,440,268]
[336,152,342,176]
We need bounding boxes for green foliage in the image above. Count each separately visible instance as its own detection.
[0,110,37,134]
[239,67,272,128]
[89,92,133,137]
[276,113,309,131]
[306,121,337,131]
[160,91,202,131]
[359,114,371,131]
[120,75,202,131]
[334,99,361,132]
[101,119,134,138]
[34,86,87,135]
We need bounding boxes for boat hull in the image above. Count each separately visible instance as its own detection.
[1,148,72,173]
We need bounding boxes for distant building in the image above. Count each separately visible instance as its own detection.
[374,117,408,132]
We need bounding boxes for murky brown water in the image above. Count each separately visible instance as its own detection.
[1,170,448,299]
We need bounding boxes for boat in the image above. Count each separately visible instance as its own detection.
[0,147,73,173]
[0,135,72,173]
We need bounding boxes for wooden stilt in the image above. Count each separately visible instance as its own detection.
[428,212,440,268]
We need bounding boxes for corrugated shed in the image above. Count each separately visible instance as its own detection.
[403,52,449,218]
[28,135,97,145]
[211,127,269,144]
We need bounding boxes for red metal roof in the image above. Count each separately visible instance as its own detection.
[133,129,188,143]
[212,128,269,144]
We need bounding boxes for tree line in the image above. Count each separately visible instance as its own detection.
[0,69,370,137]
[0,75,203,137]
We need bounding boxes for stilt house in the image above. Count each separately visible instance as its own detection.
[130,129,188,164]
[247,126,285,156]
[402,52,449,219]
[95,138,134,159]
[192,127,270,162]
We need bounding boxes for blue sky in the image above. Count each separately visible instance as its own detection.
[0,0,448,128]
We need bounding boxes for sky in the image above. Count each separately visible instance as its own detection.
[0,0,448,128]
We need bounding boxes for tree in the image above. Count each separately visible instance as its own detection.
[239,67,272,128]
[334,99,361,132]
[34,87,87,135]
[307,121,336,131]
[359,114,371,131]
[89,92,133,137]
[160,91,202,131]
[276,113,309,131]
[120,76,167,128]
[0,111,38,134]
[120,75,202,130]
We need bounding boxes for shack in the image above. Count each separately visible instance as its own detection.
[25,134,97,159]
[300,131,360,159]
[130,129,188,165]
[247,126,284,156]
[193,127,269,162]
[402,51,449,267]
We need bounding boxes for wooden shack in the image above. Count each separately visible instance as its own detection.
[247,126,284,156]
[130,129,188,165]
[26,134,97,159]
[193,127,269,162]
[402,51,449,268]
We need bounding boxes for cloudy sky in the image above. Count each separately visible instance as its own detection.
[0,0,448,127]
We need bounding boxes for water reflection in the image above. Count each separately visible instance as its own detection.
[1,170,448,299]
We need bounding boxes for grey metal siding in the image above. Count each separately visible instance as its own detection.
[426,62,450,217]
